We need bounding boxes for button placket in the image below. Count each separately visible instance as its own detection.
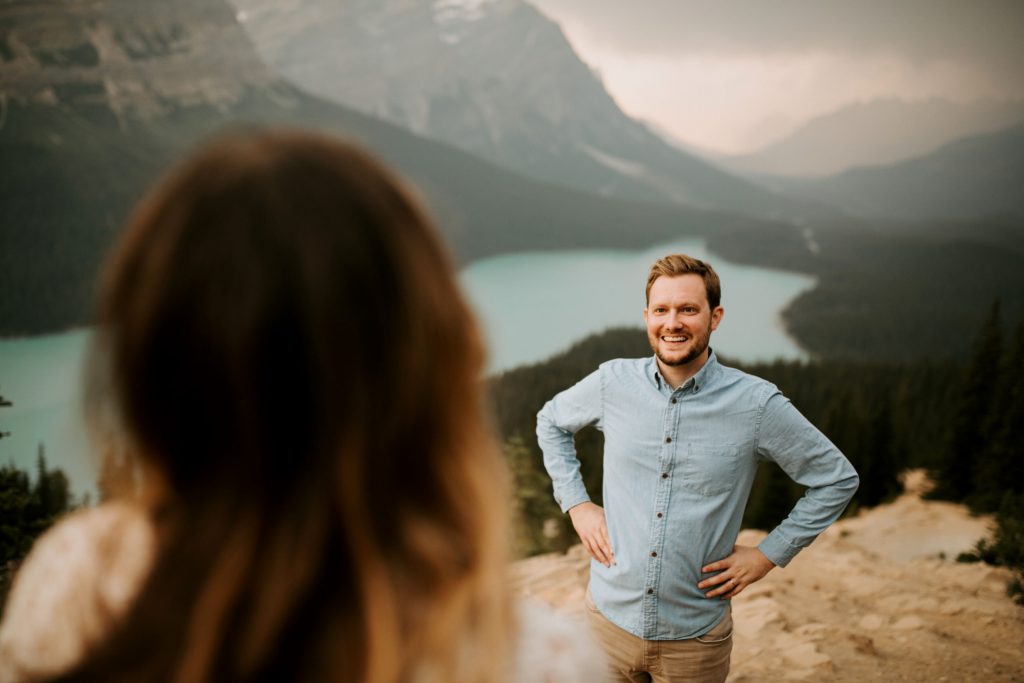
[643,395,679,639]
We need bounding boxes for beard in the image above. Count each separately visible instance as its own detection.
[650,320,712,367]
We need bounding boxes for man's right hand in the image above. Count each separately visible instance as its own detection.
[568,502,615,567]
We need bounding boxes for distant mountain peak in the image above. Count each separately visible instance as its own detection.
[229,0,805,218]
[768,120,1024,221]
[724,96,1024,178]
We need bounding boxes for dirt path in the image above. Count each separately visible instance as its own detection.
[512,472,1024,681]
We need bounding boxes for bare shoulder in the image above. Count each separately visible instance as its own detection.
[0,502,155,682]
[513,599,608,683]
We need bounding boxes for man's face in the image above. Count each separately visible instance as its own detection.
[643,274,723,368]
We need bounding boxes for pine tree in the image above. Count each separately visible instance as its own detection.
[929,300,1003,501]
[0,393,76,614]
[34,445,52,516]
[1,456,75,615]
[971,320,1024,510]
[856,390,902,507]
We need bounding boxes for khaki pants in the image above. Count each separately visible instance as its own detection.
[584,592,732,683]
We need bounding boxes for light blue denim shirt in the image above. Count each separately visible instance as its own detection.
[536,351,859,640]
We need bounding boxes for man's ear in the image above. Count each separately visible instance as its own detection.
[642,307,649,324]
[710,306,724,331]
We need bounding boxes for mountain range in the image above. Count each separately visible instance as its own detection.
[3,0,1022,362]
[723,98,1024,178]
[229,0,810,220]
[766,122,1024,222]
[0,0,785,335]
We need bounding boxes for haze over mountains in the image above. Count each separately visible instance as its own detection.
[0,0,780,335]
[229,0,805,218]
[2,0,1022,361]
[767,123,1024,222]
[723,98,1024,178]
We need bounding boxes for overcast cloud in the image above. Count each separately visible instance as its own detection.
[528,0,1024,152]
[529,0,1024,66]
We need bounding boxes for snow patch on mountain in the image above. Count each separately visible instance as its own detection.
[433,0,497,24]
[433,0,500,44]
[580,143,647,179]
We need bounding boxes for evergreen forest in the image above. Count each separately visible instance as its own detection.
[493,313,1024,602]
[2,309,1022,612]
[0,443,76,615]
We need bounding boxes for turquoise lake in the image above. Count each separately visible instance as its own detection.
[0,240,814,495]
[461,240,814,372]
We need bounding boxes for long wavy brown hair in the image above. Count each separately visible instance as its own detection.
[62,130,512,682]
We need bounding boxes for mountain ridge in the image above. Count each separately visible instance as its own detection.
[1,0,793,335]
[229,0,816,220]
[722,97,1024,178]
[766,121,1024,222]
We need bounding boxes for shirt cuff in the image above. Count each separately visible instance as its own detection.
[556,489,591,514]
[758,530,802,568]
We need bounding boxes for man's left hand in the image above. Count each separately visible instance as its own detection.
[698,545,775,599]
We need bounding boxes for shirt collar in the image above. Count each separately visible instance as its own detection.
[649,349,722,393]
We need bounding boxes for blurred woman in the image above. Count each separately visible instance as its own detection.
[0,131,601,683]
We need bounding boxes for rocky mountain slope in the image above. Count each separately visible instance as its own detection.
[1,0,778,335]
[514,471,1024,681]
[0,0,275,115]
[229,0,808,218]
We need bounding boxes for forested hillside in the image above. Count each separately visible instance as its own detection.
[927,304,1024,603]
[491,322,1019,564]
[0,449,76,615]
[708,217,1024,362]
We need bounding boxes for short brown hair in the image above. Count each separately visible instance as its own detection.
[645,253,721,309]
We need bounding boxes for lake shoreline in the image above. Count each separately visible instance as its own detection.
[2,239,815,495]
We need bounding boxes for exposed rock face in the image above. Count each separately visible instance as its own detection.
[1,0,740,335]
[229,0,799,216]
[0,0,276,121]
[232,0,626,151]
[0,0,289,334]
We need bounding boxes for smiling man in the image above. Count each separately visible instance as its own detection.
[536,253,859,683]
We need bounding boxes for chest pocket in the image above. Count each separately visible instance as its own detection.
[679,443,743,496]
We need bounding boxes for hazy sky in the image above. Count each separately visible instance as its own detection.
[528,0,1024,154]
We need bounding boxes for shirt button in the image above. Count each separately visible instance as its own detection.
[647,588,654,595]
[661,473,668,479]
[665,436,672,443]
[651,551,658,557]
[671,398,677,404]
[656,512,663,518]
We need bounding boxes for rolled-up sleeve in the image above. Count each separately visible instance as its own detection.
[536,369,604,513]
[754,386,859,567]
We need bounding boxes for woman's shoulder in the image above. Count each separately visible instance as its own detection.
[512,599,608,683]
[0,502,155,682]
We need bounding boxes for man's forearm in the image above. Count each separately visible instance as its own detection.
[758,469,860,567]
[535,369,604,512]
[536,404,591,512]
